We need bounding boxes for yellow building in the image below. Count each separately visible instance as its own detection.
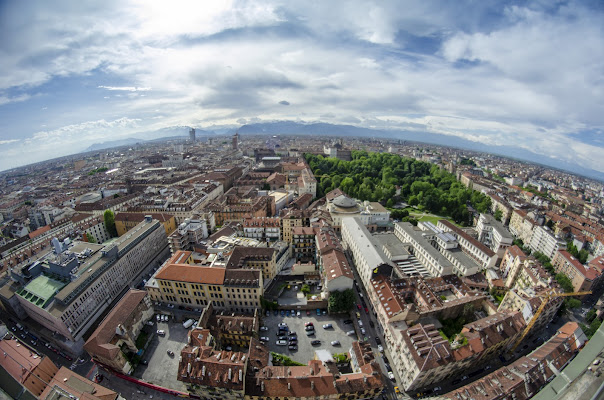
[115,212,177,237]
[146,251,263,313]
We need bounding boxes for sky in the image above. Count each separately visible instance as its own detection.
[0,0,603,175]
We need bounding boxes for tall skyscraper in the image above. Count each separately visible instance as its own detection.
[232,132,239,150]
[189,128,196,142]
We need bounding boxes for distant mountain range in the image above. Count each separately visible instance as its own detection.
[85,121,604,182]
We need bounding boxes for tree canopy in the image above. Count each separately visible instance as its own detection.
[305,151,491,226]
[104,209,118,237]
[328,289,356,313]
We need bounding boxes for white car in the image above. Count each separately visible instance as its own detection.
[322,323,333,329]
[276,340,287,345]
[297,311,301,317]
[156,330,165,336]
[260,326,269,331]
[378,345,384,353]
[358,320,363,327]
[162,315,168,322]
[346,330,356,336]
[388,371,395,381]
[331,340,341,346]
[260,337,270,342]
[361,328,366,335]
[156,315,161,321]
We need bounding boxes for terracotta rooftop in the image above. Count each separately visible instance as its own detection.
[84,289,148,360]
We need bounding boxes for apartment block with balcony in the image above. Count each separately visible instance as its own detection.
[242,217,280,242]
[476,213,513,257]
[437,220,498,269]
[529,225,566,260]
[291,226,317,263]
[168,218,208,253]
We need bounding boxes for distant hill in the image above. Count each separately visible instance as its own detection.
[237,121,604,182]
[86,138,145,151]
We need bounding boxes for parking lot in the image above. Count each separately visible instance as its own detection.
[261,309,359,363]
[132,315,188,391]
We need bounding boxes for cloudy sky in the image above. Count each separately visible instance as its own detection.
[0,1,603,175]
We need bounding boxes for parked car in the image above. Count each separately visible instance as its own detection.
[297,311,301,317]
[291,309,295,316]
[356,312,361,319]
[346,330,356,336]
[388,371,395,381]
[361,328,366,335]
[167,350,174,356]
[278,323,288,329]
[286,310,290,317]
[260,337,270,342]
[156,330,165,336]
[306,330,315,336]
[358,320,363,327]
[156,315,161,321]
[433,386,442,392]
[322,310,327,315]
[289,339,298,345]
[281,310,285,316]
[369,320,375,328]
[384,363,392,372]
[278,336,287,340]
[322,323,333,329]
[378,345,384,353]
[375,337,382,345]
[311,340,321,346]
[306,310,311,316]
[344,319,353,324]
[274,310,279,316]
[288,331,297,336]
[305,322,314,327]
[276,340,287,345]
[260,326,269,331]
[266,310,270,316]
[364,307,369,314]
[316,309,321,315]
[305,325,315,331]
[288,345,298,350]
[331,340,340,346]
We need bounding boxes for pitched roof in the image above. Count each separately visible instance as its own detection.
[84,289,148,360]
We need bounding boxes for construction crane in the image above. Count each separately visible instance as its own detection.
[509,289,591,353]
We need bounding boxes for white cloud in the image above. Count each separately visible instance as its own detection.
[97,86,152,91]
[0,139,19,145]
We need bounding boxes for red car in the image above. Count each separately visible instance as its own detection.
[364,307,369,314]
[357,304,362,310]
[306,310,311,316]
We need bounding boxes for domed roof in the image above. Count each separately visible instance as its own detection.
[333,196,357,208]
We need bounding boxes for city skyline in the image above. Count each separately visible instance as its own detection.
[0,1,603,174]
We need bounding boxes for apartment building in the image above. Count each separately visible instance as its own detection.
[441,322,585,400]
[226,246,278,281]
[147,250,263,313]
[529,225,566,260]
[292,226,317,262]
[437,220,498,269]
[84,289,154,374]
[14,218,168,346]
[396,311,525,391]
[242,217,280,242]
[508,209,536,244]
[205,188,275,226]
[552,250,602,294]
[476,213,513,256]
[498,287,562,335]
[500,245,527,287]
[280,208,310,242]
[168,218,208,253]
[0,336,119,400]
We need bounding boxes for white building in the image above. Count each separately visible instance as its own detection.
[341,217,393,288]
[476,213,514,256]
[529,225,567,260]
